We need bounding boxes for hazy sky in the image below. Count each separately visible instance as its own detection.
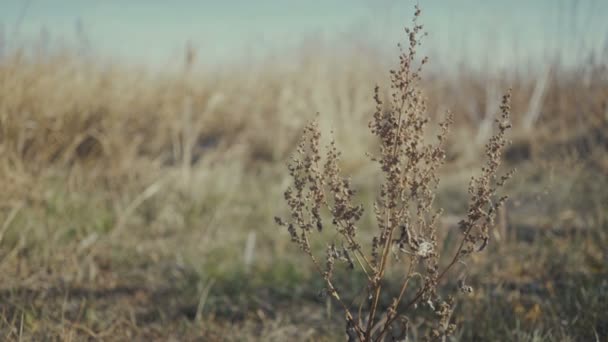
[1,0,606,69]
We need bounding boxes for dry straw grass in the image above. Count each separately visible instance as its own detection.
[0,3,606,341]
[276,7,515,341]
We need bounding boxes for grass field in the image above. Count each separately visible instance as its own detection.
[0,18,607,341]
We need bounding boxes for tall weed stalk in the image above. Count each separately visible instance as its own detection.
[276,6,514,341]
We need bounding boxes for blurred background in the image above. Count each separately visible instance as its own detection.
[0,1,606,341]
[2,0,608,69]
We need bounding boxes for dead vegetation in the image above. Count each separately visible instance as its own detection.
[0,5,607,341]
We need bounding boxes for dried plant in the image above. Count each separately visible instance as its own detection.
[275,6,514,341]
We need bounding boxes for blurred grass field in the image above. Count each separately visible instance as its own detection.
[0,40,606,341]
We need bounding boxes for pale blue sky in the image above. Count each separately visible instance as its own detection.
[1,0,606,69]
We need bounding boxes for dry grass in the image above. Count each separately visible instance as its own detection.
[0,8,607,341]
